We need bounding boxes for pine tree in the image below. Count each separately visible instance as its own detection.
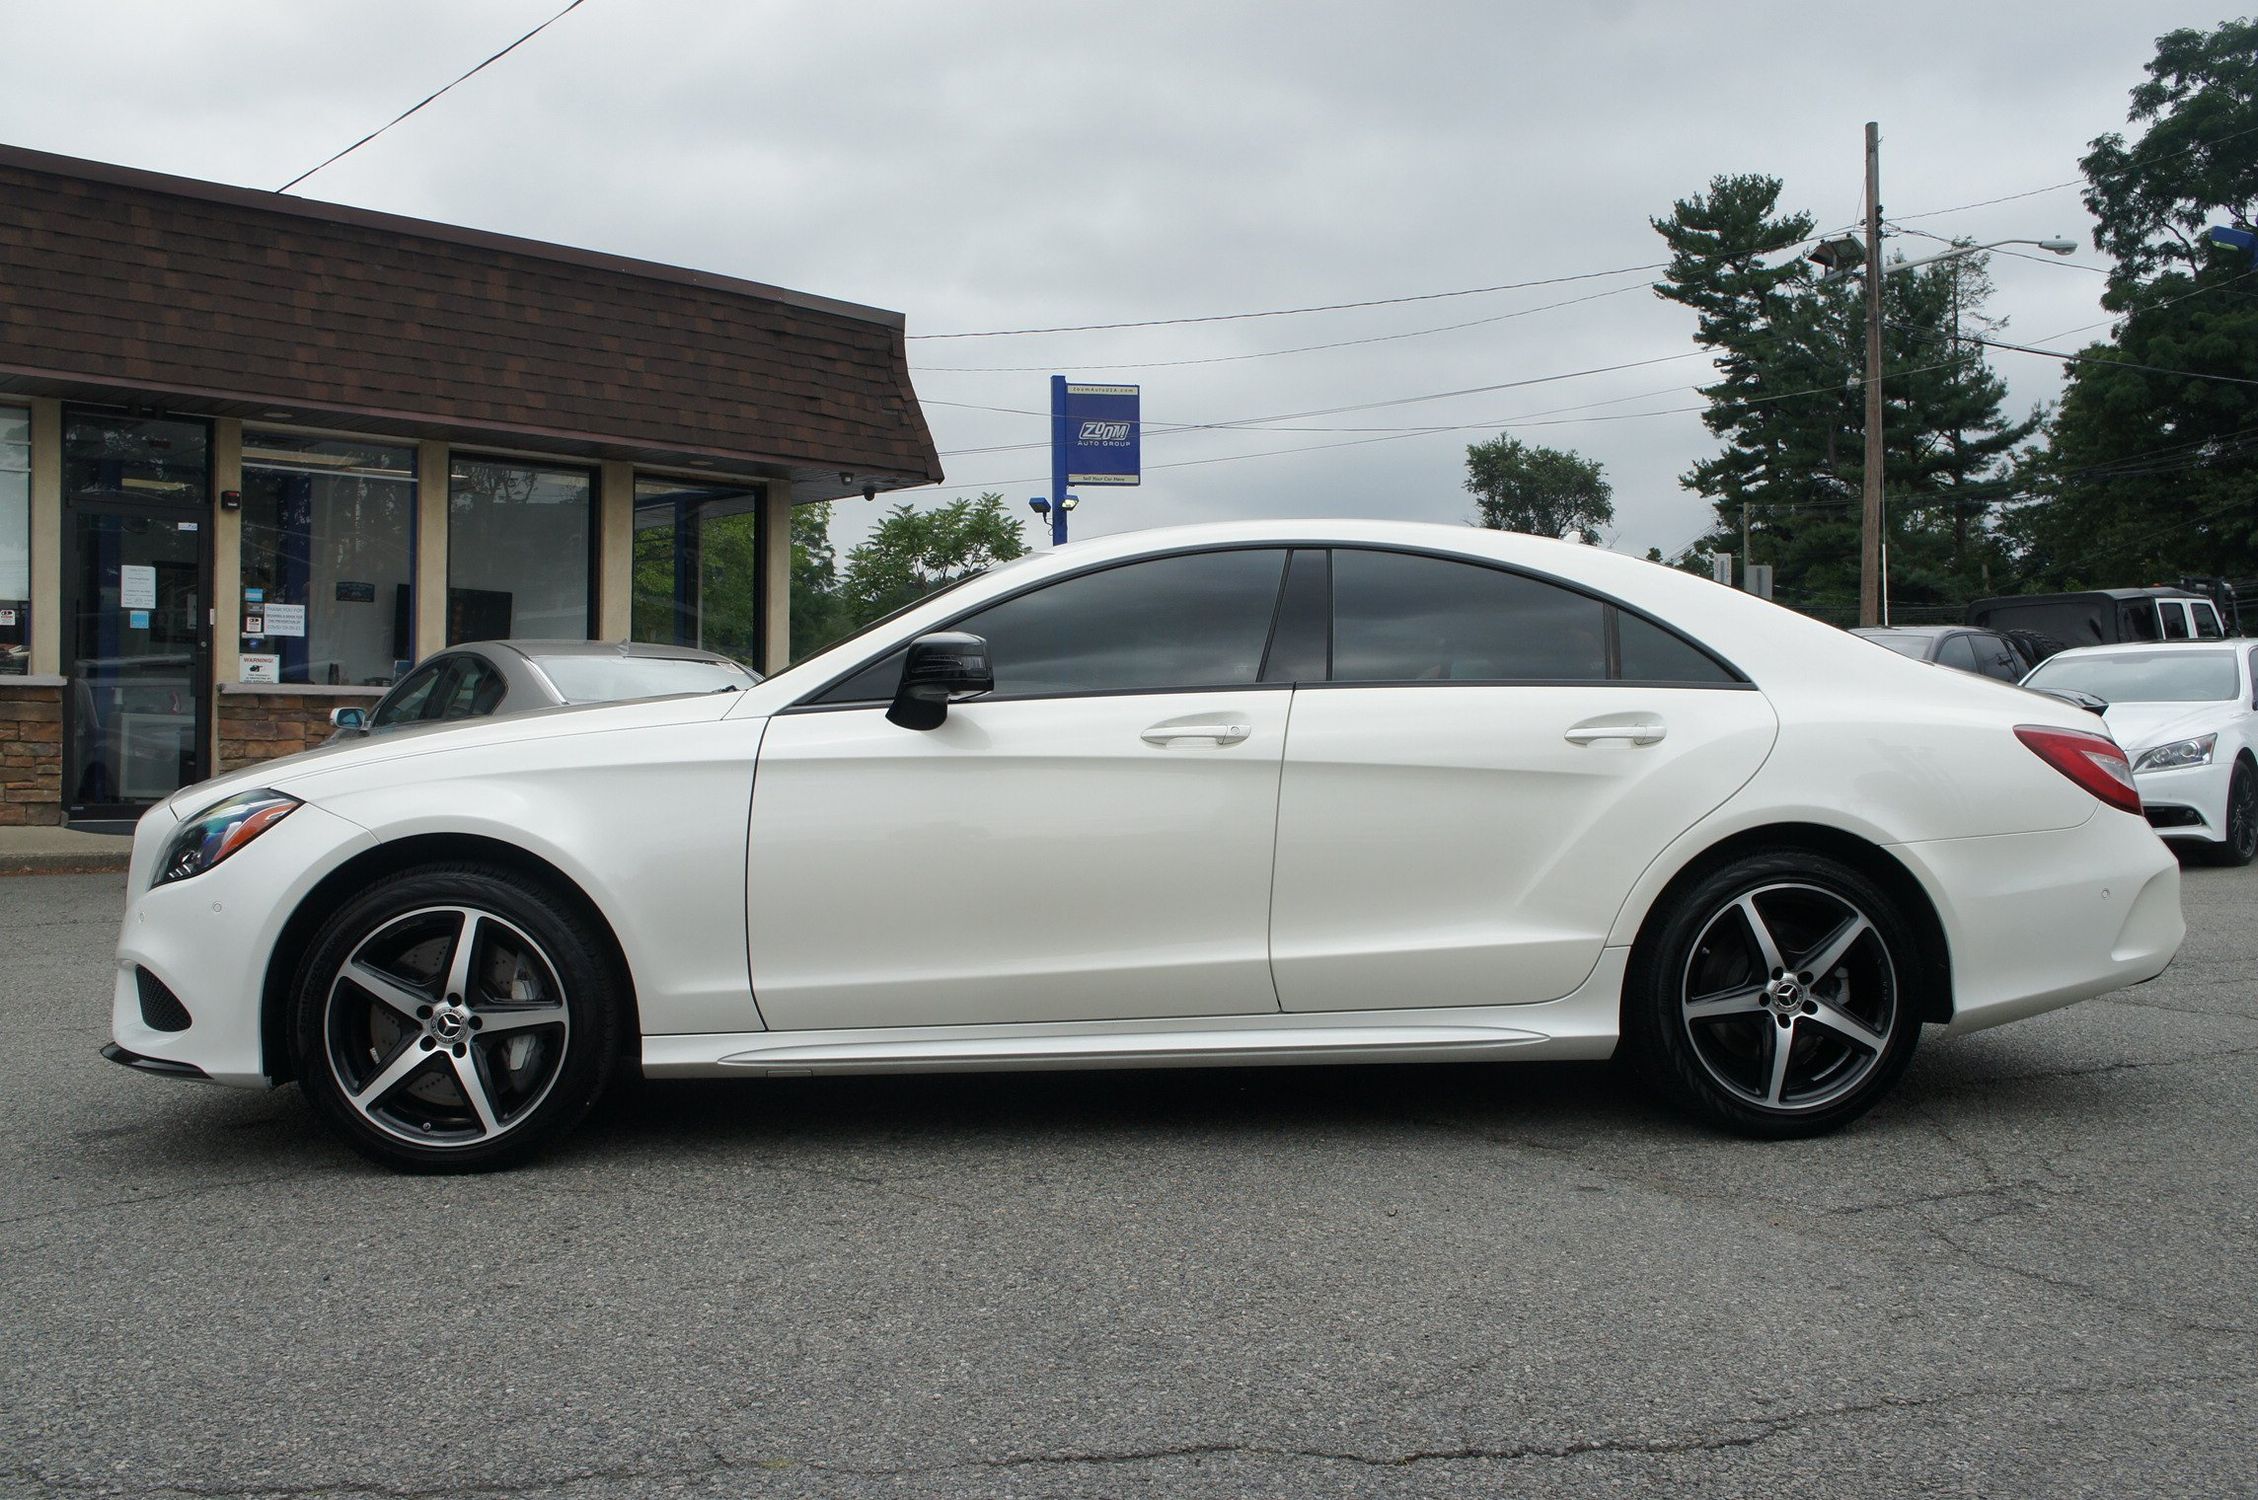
[1654,178,2036,614]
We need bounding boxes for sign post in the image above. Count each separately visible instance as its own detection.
[1037,377,1139,545]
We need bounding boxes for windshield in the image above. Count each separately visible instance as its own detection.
[2025,651,2240,704]
[532,655,758,703]
[1862,634,1931,660]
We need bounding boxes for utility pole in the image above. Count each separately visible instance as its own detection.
[1859,121,1885,627]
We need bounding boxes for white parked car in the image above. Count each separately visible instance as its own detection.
[104,522,2184,1171]
[2021,641,2258,866]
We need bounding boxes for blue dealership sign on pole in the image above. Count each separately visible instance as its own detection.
[1035,376,1139,545]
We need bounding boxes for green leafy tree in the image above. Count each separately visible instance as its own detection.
[629,505,760,663]
[2017,19,2258,585]
[838,493,1031,625]
[789,502,852,661]
[1464,436,1614,540]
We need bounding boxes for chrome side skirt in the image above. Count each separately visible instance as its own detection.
[641,948,1627,1078]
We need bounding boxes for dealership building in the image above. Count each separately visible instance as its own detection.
[0,145,940,828]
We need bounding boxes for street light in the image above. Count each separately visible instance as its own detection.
[1810,214,2076,625]
[1810,235,2076,285]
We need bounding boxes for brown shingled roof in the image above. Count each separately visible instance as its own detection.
[0,145,942,498]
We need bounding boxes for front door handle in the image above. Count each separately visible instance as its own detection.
[1564,718,1666,746]
[1142,721,1253,747]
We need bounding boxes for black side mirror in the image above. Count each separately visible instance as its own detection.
[887,632,995,730]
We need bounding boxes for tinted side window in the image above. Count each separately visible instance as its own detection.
[2162,603,2192,640]
[2194,604,2224,639]
[1936,634,1979,671]
[967,550,1286,696]
[1332,551,1606,682]
[1617,610,1735,684]
[373,661,448,727]
[819,550,1290,703]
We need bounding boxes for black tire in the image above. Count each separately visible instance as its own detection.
[2200,759,2258,868]
[292,863,621,1172]
[1622,851,1923,1139]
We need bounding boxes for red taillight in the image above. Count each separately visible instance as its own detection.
[2016,725,2143,816]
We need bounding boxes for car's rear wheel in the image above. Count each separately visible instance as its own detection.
[2203,759,2257,867]
[1624,851,1922,1138]
[292,865,620,1172]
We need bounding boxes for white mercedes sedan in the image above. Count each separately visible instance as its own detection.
[104,521,2184,1171]
[2022,641,2258,866]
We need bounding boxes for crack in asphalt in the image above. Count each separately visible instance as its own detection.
[1822,1179,2043,1216]
[1920,1039,2258,1091]
[2095,991,2258,1024]
[23,1378,2223,1499]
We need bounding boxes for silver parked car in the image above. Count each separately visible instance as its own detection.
[329,640,760,740]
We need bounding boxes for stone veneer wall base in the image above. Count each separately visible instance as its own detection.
[217,688,387,773]
[0,681,65,827]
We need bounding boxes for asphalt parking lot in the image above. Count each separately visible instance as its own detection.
[4,864,2255,1499]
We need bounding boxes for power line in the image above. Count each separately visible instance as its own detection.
[911,279,1655,374]
[930,347,1980,461]
[1888,317,2258,388]
[1888,180,2083,224]
[928,349,1715,458]
[277,0,592,193]
[905,263,1670,341]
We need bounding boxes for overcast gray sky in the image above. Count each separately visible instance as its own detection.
[0,1,2234,558]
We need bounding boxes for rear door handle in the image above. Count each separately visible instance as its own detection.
[1564,719,1666,746]
[1142,721,1253,746]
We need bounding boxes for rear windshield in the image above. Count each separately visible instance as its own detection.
[1861,634,1931,660]
[2024,651,2239,704]
[533,655,758,703]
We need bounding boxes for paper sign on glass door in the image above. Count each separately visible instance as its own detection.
[120,564,157,610]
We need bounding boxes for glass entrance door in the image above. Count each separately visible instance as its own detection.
[61,411,212,821]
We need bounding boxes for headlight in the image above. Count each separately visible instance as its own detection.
[2132,735,2217,772]
[155,790,301,887]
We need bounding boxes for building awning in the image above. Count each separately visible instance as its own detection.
[0,145,941,501]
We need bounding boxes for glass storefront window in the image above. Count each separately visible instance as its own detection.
[241,433,417,685]
[630,476,764,666]
[448,458,594,643]
[0,407,26,674]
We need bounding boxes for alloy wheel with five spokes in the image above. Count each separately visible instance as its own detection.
[1625,851,1923,1138]
[325,905,572,1147]
[294,865,619,1172]
[1678,882,1896,1114]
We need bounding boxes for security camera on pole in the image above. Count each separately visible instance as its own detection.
[1029,376,1140,545]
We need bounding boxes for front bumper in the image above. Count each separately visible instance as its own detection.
[2133,760,2229,843]
[100,1042,209,1080]
[108,799,378,1088]
[1889,808,2183,1036]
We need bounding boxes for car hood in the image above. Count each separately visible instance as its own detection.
[2102,700,2237,755]
[165,691,748,818]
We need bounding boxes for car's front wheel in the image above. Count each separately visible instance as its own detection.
[292,865,621,1172]
[2203,759,2258,868]
[1624,851,1923,1138]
